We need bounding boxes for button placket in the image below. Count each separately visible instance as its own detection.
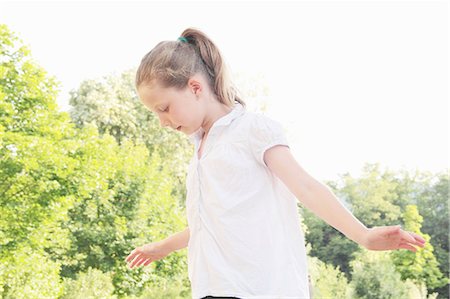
[189,105,243,234]
[195,162,202,232]
[194,129,219,233]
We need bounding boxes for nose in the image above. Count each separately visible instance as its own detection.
[158,114,171,128]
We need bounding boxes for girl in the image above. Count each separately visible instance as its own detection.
[125,28,426,299]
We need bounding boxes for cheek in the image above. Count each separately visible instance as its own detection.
[174,103,202,124]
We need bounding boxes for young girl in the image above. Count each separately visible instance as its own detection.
[125,28,426,299]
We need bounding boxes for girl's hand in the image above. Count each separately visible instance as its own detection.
[362,225,426,252]
[125,241,170,269]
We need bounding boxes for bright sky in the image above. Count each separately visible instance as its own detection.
[1,0,448,181]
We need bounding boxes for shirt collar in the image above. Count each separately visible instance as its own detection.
[188,103,245,144]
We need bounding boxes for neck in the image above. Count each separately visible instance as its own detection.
[201,98,233,136]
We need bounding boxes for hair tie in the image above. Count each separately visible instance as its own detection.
[178,37,189,43]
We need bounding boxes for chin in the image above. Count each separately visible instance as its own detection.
[177,126,188,134]
[180,124,202,136]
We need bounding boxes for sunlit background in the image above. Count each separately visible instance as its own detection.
[1,0,447,181]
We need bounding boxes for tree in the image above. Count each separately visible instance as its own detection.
[0,23,75,298]
[340,163,402,227]
[302,206,360,277]
[0,24,67,136]
[391,169,449,298]
[302,162,402,278]
[350,250,410,299]
[60,267,117,299]
[0,24,191,298]
[307,254,352,299]
[390,205,448,295]
[68,70,193,206]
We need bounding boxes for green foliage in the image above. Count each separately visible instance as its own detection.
[61,267,117,299]
[0,24,63,136]
[340,163,402,227]
[0,245,63,299]
[412,172,449,298]
[1,23,447,298]
[51,125,189,297]
[68,71,143,145]
[136,274,191,299]
[350,250,409,299]
[307,255,352,299]
[304,162,449,299]
[303,163,405,279]
[0,25,80,299]
[404,280,439,299]
[68,70,193,206]
[0,24,191,298]
[390,205,448,291]
[302,206,360,277]
[0,130,77,254]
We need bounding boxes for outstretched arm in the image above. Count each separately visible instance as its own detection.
[264,145,426,252]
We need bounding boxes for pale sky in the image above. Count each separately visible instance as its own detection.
[1,0,448,181]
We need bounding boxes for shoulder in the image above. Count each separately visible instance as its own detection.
[233,110,289,166]
[247,111,286,137]
[227,109,288,147]
[235,110,285,131]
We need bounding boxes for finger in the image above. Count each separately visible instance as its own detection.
[143,258,152,266]
[128,255,141,269]
[125,248,139,262]
[126,253,137,263]
[398,243,417,252]
[400,230,417,244]
[131,257,146,269]
[127,254,140,266]
[409,232,426,244]
[136,257,150,268]
[409,235,426,248]
[402,231,426,248]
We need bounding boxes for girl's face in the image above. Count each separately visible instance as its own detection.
[137,80,205,135]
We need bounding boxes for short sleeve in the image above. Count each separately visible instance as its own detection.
[248,114,290,167]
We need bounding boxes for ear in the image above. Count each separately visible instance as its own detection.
[187,78,202,96]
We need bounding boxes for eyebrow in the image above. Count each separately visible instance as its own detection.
[149,102,164,113]
[147,100,159,112]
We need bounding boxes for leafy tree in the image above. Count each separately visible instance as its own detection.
[0,24,76,297]
[68,70,193,206]
[0,244,63,299]
[0,24,191,298]
[390,205,448,295]
[307,254,352,299]
[0,24,67,136]
[302,162,399,278]
[404,279,439,299]
[340,163,402,227]
[51,124,189,298]
[390,170,449,298]
[60,267,117,299]
[302,206,360,277]
[350,250,409,299]
[414,172,449,298]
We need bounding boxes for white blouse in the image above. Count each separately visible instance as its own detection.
[186,103,310,299]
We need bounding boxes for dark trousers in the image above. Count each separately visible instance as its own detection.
[201,296,242,299]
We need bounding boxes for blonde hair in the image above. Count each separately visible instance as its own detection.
[135,28,246,108]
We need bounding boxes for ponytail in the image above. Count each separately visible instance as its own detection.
[136,28,245,108]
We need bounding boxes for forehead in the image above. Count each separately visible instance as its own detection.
[138,83,169,110]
